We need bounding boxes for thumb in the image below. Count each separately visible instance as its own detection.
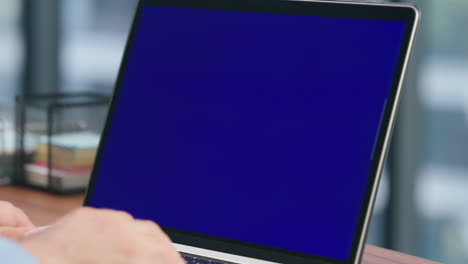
[0,227,33,241]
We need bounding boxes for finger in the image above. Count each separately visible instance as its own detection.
[178,255,187,264]
[13,207,35,228]
[134,223,184,263]
[141,238,185,264]
[0,201,16,226]
[0,201,35,228]
[0,227,33,241]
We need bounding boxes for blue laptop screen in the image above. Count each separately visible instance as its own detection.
[89,5,407,261]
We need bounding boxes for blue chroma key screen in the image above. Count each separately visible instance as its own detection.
[89,5,407,260]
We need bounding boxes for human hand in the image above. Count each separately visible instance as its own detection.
[20,207,185,264]
[0,201,35,240]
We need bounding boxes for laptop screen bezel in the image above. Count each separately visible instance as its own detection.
[83,1,419,263]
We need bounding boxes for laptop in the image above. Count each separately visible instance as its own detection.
[83,1,419,263]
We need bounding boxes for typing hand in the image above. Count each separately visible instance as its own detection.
[21,207,185,264]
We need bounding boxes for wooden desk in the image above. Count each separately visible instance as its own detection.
[0,185,440,264]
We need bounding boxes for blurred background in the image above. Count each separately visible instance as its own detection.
[0,0,467,263]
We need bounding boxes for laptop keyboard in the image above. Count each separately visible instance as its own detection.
[181,252,238,264]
